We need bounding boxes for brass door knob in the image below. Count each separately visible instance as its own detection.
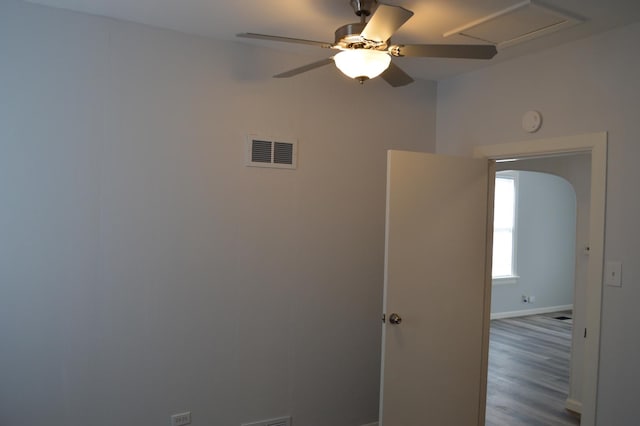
[389,313,402,325]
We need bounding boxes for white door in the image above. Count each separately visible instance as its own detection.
[380,150,495,426]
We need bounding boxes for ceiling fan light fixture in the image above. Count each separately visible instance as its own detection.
[238,1,497,87]
[334,49,391,81]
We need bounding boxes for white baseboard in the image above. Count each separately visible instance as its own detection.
[491,304,573,320]
[565,398,582,414]
[362,397,579,426]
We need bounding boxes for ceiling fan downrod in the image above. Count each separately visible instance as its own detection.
[350,0,377,17]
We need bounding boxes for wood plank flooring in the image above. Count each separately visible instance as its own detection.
[485,312,581,426]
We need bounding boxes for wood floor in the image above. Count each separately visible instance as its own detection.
[485,312,581,426]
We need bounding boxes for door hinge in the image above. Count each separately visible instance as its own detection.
[584,328,587,338]
[382,313,386,323]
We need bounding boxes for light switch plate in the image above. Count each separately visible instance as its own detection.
[604,261,622,287]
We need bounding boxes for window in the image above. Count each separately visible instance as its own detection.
[492,172,518,283]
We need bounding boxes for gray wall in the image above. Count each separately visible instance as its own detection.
[0,1,437,426]
[491,171,576,314]
[436,20,640,424]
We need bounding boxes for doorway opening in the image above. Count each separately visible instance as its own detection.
[475,132,607,426]
[486,164,585,426]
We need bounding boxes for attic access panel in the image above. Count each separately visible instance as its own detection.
[444,0,583,49]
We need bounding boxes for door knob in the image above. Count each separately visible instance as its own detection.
[389,313,402,325]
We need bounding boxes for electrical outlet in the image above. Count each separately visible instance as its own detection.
[171,412,191,426]
[529,296,536,303]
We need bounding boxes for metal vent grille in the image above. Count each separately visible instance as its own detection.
[251,140,273,163]
[241,416,292,426]
[246,135,297,169]
[274,142,294,165]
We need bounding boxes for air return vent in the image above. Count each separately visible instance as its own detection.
[241,416,292,426]
[444,0,583,49]
[246,135,297,169]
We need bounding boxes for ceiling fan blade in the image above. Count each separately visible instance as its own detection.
[381,61,414,87]
[395,44,498,59]
[274,58,334,78]
[361,4,414,43]
[237,33,333,49]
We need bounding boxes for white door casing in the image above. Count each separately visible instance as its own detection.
[474,132,607,426]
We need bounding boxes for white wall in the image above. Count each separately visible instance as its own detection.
[0,1,437,425]
[437,21,640,424]
[491,171,576,314]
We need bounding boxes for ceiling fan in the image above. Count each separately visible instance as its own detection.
[237,0,498,87]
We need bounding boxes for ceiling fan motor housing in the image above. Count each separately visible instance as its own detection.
[335,22,366,47]
[339,1,389,50]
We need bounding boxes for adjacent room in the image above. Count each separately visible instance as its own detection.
[487,158,588,425]
[2,0,640,425]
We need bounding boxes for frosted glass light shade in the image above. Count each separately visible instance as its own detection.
[334,49,391,80]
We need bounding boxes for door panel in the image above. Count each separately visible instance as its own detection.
[380,150,494,426]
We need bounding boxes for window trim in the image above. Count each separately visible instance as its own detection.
[492,275,520,286]
[492,171,519,284]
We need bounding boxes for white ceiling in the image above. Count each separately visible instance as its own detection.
[23,0,640,80]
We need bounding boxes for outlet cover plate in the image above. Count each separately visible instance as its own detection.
[171,412,191,426]
[605,261,622,287]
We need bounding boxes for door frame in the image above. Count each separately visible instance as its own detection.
[474,132,607,426]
